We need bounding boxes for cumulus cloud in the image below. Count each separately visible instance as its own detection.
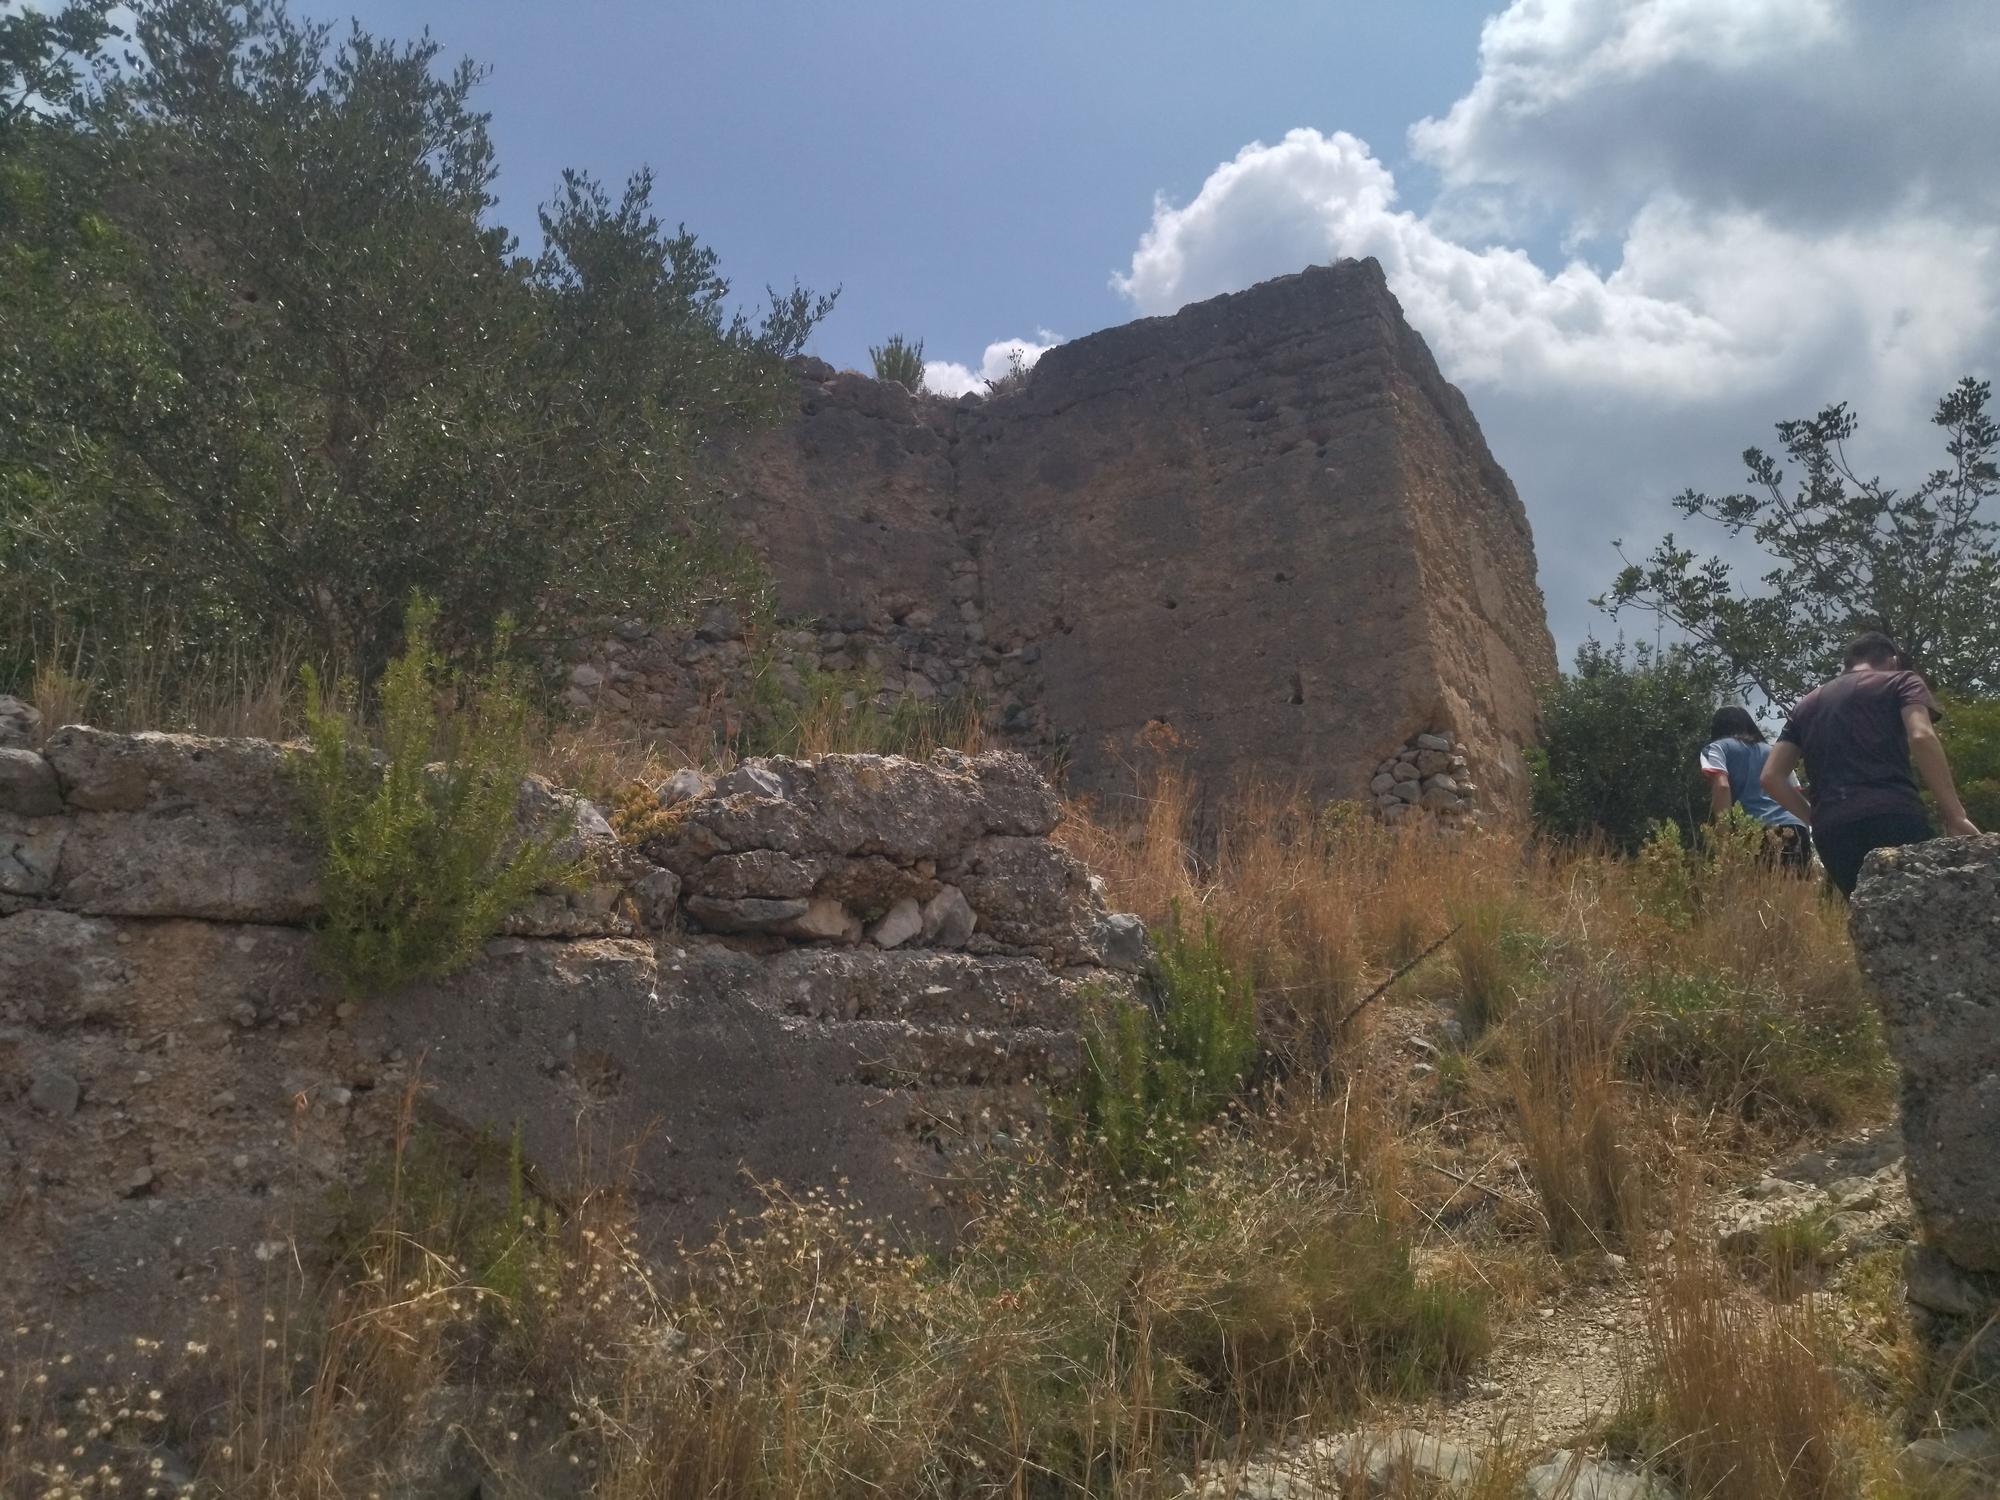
[1109,0,2000,661]
[1410,0,2000,227]
[1114,127,1993,409]
[923,334,1061,398]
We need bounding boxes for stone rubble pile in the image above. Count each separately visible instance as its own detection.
[1709,1124,1910,1268]
[1369,729,1479,824]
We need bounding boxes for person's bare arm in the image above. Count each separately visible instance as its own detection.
[1903,704,1981,837]
[1707,776,1733,818]
[1760,742,1813,824]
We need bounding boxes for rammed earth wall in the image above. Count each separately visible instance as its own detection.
[0,725,1140,1360]
[563,258,1558,814]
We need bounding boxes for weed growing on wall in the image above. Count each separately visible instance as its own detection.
[293,596,582,995]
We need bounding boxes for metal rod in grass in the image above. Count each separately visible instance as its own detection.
[1330,922,1463,1034]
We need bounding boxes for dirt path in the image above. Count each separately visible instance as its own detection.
[1433,1278,1645,1447]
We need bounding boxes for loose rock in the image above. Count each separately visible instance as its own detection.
[0,695,39,750]
[869,897,924,949]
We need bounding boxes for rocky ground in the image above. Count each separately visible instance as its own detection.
[1186,975,1997,1500]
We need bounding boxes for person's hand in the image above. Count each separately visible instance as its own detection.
[1944,812,1982,838]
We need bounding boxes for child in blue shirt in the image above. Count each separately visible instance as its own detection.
[1699,705,1812,871]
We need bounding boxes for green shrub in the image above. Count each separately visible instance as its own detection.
[1531,640,1730,851]
[1071,907,1257,1186]
[294,596,582,995]
[869,333,926,389]
[1938,694,2000,831]
[1619,966,1885,1124]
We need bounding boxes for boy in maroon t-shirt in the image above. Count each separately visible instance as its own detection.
[1760,632,1980,895]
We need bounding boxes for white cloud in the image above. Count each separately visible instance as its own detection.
[923,334,1061,398]
[1410,0,2000,227]
[1109,1,2000,664]
[1114,127,1993,409]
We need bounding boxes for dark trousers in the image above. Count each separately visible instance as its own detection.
[1815,811,1934,896]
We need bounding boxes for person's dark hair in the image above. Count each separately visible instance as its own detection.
[1844,631,1901,669]
[1709,705,1764,743]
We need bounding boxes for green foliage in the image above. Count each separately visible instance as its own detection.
[1531,639,1731,851]
[1938,694,2000,830]
[1749,1210,1841,1294]
[1071,907,1257,1186]
[0,0,116,122]
[868,333,926,389]
[1620,965,1886,1125]
[2,1,835,697]
[293,597,582,995]
[1600,378,2000,706]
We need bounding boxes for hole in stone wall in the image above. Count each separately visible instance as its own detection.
[1163,599,1178,610]
[1288,671,1305,705]
[1274,571,1289,582]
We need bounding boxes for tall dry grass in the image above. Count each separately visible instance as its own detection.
[1624,1231,1856,1500]
[1,1116,1491,1500]
[1064,766,1885,1138]
[25,629,311,742]
[1508,969,1642,1256]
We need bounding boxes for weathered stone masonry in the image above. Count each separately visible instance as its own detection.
[0,722,1140,1359]
[564,258,1558,815]
[1850,834,2000,1387]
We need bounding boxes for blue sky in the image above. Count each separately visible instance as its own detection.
[309,2,2000,659]
[324,2,1490,373]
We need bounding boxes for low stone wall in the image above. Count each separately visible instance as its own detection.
[0,724,1141,1361]
[1849,834,2000,1386]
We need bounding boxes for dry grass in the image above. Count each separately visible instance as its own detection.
[1,1113,1492,1499]
[1616,1224,1858,1500]
[1508,970,1643,1256]
[1064,765,1887,1146]
[25,630,309,742]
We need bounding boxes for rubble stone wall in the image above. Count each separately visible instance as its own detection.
[0,724,1140,1359]
[563,259,1558,814]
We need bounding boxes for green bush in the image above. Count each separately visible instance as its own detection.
[1619,965,1885,1125]
[1071,907,1257,1186]
[293,597,582,995]
[869,333,926,389]
[1939,694,2000,831]
[1532,640,1731,852]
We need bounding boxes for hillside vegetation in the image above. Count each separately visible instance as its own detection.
[3,0,831,704]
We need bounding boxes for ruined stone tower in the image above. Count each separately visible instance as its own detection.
[573,258,1558,812]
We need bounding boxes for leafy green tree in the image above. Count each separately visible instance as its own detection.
[1530,639,1731,852]
[869,333,925,389]
[1599,380,2000,708]
[1,1,835,691]
[1,1,118,124]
